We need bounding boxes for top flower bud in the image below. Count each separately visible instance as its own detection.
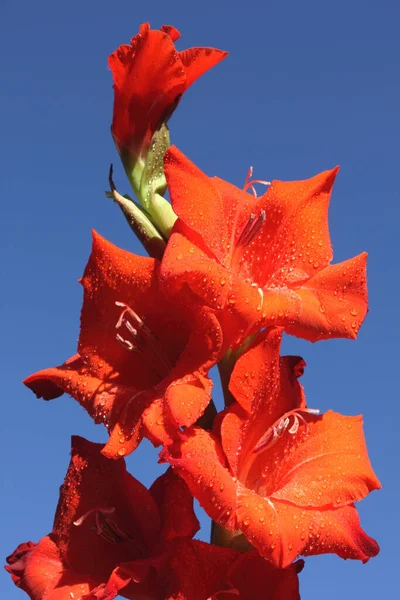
[109,22,228,162]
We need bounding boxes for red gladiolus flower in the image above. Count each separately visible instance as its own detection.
[24,232,222,459]
[109,22,227,160]
[162,328,380,568]
[5,437,200,600]
[160,146,368,349]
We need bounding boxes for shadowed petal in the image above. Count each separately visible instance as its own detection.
[5,537,97,600]
[223,550,303,600]
[24,355,143,436]
[150,468,200,541]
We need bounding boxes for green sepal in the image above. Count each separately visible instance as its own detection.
[138,124,177,238]
[107,165,166,260]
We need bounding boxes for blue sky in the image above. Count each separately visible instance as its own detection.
[1,0,399,597]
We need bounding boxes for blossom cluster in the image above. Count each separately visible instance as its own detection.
[6,23,380,600]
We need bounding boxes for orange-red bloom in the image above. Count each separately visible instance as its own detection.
[162,329,380,568]
[5,437,200,599]
[6,436,303,600]
[161,146,368,349]
[109,23,227,160]
[24,232,222,458]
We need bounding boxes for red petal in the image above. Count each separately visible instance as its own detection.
[160,25,181,42]
[164,146,230,263]
[161,228,230,310]
[269,411,381,508]
[141,396,176,448]
[166,307,222,383]
[228,329,305,475]
[110,28,226,156]
[5,536,96,600]
[23,356,70,399]
[103,305,222,456]
[24,355,142,435]
[79,231,162,388]
[285,252,368,341]
[247,168,337,289]
[220,407,244,475]
[160,428,237,531]
[164,307,222,427]
[236,488,379,567]
[225,550,302,600]
[163,538,238,600]
[166,376,213,428]
[229,328,282,414]
[150,468,200,540]
[109,28,185,154]
[161,226,262,350]
[179,47,228,88]
[100,390,156,459]
[80,568,131,600]
[53,436,160,579]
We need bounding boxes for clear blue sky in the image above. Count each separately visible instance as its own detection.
[1,0,398,598]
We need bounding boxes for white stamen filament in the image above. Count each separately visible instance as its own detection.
[115,301,173,379]
[253,408,320,454]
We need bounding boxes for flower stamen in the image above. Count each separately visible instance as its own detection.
[73,507,131,544]
[115,301,173,379]
[253,408,320,454]
[243,166,271,197]
[235,210,267,248]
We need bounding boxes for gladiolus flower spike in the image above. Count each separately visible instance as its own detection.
[7,20,380,600]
